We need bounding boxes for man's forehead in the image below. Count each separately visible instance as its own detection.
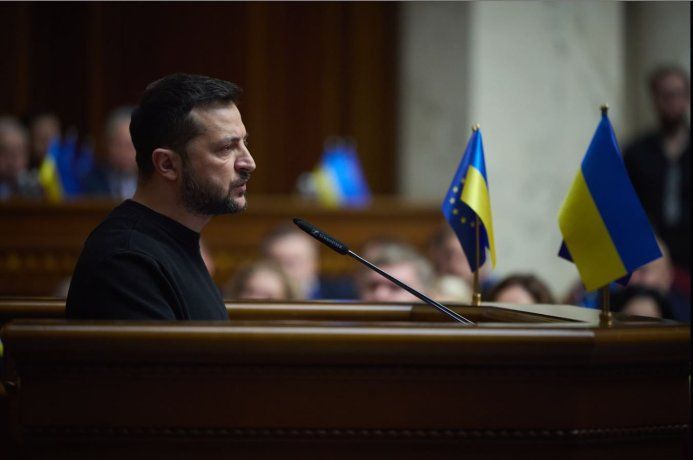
[189,103,244,134]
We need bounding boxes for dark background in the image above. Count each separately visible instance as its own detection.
[0,2,399,194]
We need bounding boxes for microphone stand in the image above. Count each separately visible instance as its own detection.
[348,251,475,325]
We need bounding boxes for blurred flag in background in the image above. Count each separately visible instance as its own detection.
[308,140,371,208]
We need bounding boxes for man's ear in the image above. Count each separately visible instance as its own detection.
[151,148,181,181]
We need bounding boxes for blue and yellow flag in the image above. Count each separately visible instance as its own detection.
[38,138,64,202]
[558,112,661,291]
[442,128,496,272]
[313,141,371,208]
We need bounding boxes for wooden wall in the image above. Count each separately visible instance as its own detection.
[0,2,399,193]
[0,198,444,296]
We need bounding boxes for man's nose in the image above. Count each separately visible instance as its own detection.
[236,147,256,173]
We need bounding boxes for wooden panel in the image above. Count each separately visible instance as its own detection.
[0,197,444,295]
[1,317,689,459]
[0,3,398,192]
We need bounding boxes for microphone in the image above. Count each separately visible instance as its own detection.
[292,218,475,325]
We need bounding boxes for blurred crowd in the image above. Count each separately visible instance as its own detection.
[1,66,689,321]
[0,107,137,201]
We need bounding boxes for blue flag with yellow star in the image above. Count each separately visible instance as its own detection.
[442,129,496,272]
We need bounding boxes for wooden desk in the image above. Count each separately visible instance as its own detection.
[0,197,441,295]
[1,303,688,459]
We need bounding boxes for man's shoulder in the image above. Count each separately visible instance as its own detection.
[624,131,661,159]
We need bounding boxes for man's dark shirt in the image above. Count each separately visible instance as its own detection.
[624,131,690,269]
[66,200,227,320]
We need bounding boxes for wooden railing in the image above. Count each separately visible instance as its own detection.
[0,196,443,296]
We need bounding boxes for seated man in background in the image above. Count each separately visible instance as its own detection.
[427,224,495,292]
[223,259,297,300]
[261,224,356,300]
[0,116,43,200]
[82,106,138,199]
[27,111,61,172]
[356,241,434,302]
[611,286,673,320]
[67,74,256,319]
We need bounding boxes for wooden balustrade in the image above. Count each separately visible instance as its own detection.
[0,197,443,296]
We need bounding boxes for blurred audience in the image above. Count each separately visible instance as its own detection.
[486,273,555,305]
[82,106,138,199]
[623,65,690,279]
[427,224,494,291]
[224,259,297,300]
[564,238,689,322]
[261,224,356,300]
[0,116,43,200]
[611,285,673,320]
[356,241,434,302]
[28,112,61,171]
[432,274,472,304]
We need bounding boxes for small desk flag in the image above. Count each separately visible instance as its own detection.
[558,112,661,291]
[442,128,496,272]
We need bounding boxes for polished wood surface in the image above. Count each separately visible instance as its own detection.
[0,197,443,296]
[1,302,689,459]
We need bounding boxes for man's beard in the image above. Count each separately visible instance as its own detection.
[181,163,249,216]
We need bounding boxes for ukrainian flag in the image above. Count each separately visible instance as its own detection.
[38,138,64,202]
[558,112,661,291]
[313,141,371,208]
[442,128,495,272]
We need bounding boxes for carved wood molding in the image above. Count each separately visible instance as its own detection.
[21,424,689,443]
[19,362,689,380]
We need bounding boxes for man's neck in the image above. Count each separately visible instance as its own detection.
[132,183,211,233]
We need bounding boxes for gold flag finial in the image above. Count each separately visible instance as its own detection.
[600,104,609,115]
[472,124,480,132]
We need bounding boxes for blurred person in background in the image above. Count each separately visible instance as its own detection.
[432,274,472,304]
[427,224,495,291]
[628,238,689,322]
[0,116,43,200]
[261,224,356,300]
[83,106,138,199]
[356,241,434,302]
[624,65,690,289]
[486,273,555,305]
[611,285,673,320]
[27,112,61,171]
[223,259,297,300]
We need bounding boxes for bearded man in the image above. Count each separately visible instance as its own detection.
[66,74,255,319]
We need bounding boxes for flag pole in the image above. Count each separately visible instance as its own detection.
[598,103,613,326]
[471,123,482,307]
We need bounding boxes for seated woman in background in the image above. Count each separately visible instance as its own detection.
[223,260,298,300]
[611,285,673,320]
[486,273,555,305]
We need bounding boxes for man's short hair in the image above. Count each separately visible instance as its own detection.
[648,65,690,94]
[130,74,242,178]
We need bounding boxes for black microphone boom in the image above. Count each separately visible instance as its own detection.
[292,218,475,325]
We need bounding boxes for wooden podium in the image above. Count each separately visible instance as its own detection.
[0,301,689,459]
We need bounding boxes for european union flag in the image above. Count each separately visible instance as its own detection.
[442,128,496,272]
[558,112,661,291]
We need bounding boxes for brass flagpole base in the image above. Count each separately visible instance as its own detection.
[472,292,482,307]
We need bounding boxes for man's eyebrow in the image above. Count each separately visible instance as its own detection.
[213,135,248,147]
